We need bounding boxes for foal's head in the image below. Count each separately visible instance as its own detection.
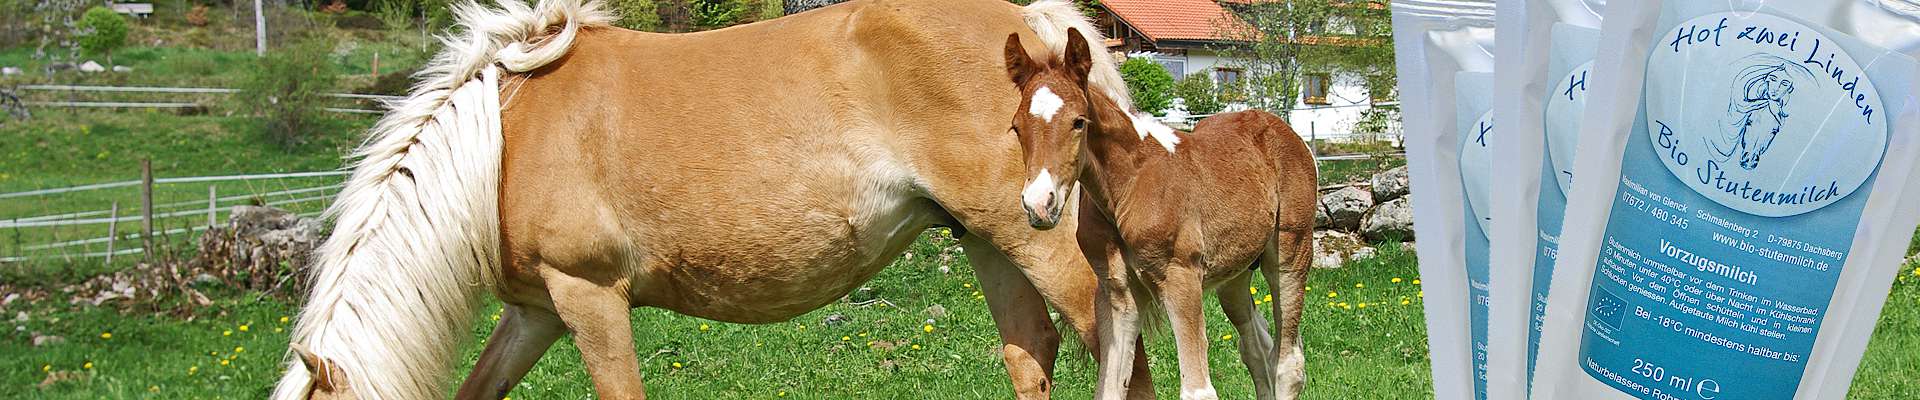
[1004,29,1098,229]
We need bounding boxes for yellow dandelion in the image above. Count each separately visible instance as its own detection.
[699,324,710,332]
[1250,286,1258,295]
[867,341,875,346]
[84,362,93,369]
[859,332,868,337]
[911,344,922,350]
[923,324,935,333]
[42,364,50,372]
[1306,286,1313,291]
[1912,267,1918,276]
[222,330,232,336]
[1221,334,1233,341]
[672,362,683,369]
[491,314,500,321]
[275,328,284,333]
[220,359,229,366]
[239,324,249,332]
[1326,302,1336,307]
[1355,283,1365,288]
[1392,277,1403,283]
[1401,300,1412,305]
[100,332,112,340]
[1326,292,1337,298]
[210,351,219,356]
[779,391,788,397]
[280,316,290,324]
[797,324,806,331]
[963,283,973,288]
[189,366,198,374]
[1339,303,1351,309]
[149,385,160,392]
[1357,303,1368,309]
[1413,279,1422,285]
[235,346,245,353]
[1263,294,1272,302]
[1253,299,1263,305]
[842,336,851,341]
[1418,290,1425,298]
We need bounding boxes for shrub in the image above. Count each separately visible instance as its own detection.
[610,0,662,31]
[1171,73,1224,115]
[78,6,130,64]
[691,0,746,30]
[1119,57,1175,116]
[238,38,342,149]
[186,5,210,27]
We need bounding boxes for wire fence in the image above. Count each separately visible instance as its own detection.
[12,84,404,114]
[1,170,347,263]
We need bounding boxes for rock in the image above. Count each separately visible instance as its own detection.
[1314,205,1330,229]
[1371,166,1410,202]
[190,205,327,294]
[78,61,105,72]
[822,314,850,326]
[1320,186,1373,231]
[32,335,64,346]
[1363,196,1415,242]
[1311,230,1364,269]
[924,304,948,319]
[1,67,19,75]
[111,65,132,73]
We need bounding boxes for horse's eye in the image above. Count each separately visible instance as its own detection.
[1072,118,1087,130]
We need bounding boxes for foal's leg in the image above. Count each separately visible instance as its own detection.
[961,236,1061,399]
[455,303,567,400]
[1262,231,1313,399]
[543,268,645,400]
[1159,263,1220,400]
[1217,271,1278,399]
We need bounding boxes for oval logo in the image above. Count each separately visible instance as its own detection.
[1546,60,1593,197]
[1643,12,1887,217]
[1460,109,1493,237]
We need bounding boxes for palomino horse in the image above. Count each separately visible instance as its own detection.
[1003,31,1317,400]
[272,0,1159,399]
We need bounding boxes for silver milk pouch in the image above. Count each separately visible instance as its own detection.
[1532,1,1920,399]
[1390,1,1497,398]
[1487,1,1606,398]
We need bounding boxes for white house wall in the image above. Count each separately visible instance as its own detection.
[1156,49,1384,144]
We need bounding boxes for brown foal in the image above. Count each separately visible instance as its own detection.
[1004,31,1319,400]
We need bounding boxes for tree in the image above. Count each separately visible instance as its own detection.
[1214,1,1395,116]
[1119,57,1175,116]
[1172,73,1225,115]
[78,6,128,65]
[690,0,744,30]
[610,0,661,31]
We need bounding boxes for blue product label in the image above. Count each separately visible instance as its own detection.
[1578,8,1912,400]
[1457,72,1494,400]
[1529,23,1600,387]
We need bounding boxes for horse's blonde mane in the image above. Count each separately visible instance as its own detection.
[272,1,611,399]
[1021,0,1134,114]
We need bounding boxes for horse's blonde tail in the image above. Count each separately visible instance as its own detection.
[1021,0,1134,113]
[271,1,611,399]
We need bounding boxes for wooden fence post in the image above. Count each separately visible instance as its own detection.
[208,185,218,228]
[141,158,154,260]
[104,201,120,265]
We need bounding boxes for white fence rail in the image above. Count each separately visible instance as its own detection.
[13,84,403,114]
[1,170,346,263]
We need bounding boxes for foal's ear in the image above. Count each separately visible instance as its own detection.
[1063,28,1093,84]
[1004,33,1036,84]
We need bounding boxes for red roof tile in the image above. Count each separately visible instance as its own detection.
[1100,0,1248,42]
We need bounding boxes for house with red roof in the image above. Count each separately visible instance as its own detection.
[1092,0,1394,143]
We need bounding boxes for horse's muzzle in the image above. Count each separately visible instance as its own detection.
[1024,197,1062,230]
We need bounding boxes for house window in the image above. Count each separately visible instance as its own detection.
[1214,68,1243,86]
[1156,57,1187,77]
[1302,73,1332,106]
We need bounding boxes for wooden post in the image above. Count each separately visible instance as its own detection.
[104,201,119,265]
[141,159,154,260]
[371,52,380,77]
[208,185,218,228]
[253,0,267,56]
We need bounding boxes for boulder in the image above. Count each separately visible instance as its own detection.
[1320,186,1373,231]
[1,67,19,75]
[1371,166,1410,202]
[1311,230,1367,269]
[1363,196,1414,241]
[78,61,105,72]
[111,65,133,73]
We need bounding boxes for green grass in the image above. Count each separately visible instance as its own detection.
[1,235,1436,399]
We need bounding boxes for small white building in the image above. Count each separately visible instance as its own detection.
[1093,0,1395,144]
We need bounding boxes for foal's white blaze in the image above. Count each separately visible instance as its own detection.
[1029,86,1065,122]
[1132,113,1180,153]
[1022,168,1056,211]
